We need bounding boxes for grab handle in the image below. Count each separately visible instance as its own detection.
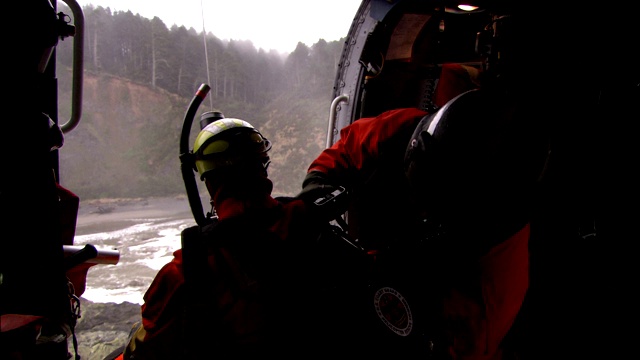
[326,95,349,148]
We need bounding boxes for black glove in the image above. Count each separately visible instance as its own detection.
[298,171,336,203]
[297,171,349,223]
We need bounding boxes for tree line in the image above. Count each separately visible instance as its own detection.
[57,4,345,104]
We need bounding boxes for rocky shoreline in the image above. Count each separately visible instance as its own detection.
[70,196,193,359]
[72,297,141,360]
[71,198,167,359]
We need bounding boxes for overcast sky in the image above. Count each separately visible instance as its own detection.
[76,0,363,54]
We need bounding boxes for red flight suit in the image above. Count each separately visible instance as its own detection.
[303,63,528,360]
[123,176,328,359]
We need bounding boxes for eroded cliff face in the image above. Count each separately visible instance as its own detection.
[58,71,191,200]
[57,70,328,200]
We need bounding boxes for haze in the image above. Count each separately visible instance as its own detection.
[77,0,363,54]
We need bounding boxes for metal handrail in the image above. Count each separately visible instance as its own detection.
[60,0,84,134]
[326,94,349,148]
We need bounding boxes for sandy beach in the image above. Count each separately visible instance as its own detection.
[75,196,197,236]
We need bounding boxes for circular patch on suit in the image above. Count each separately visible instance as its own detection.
[373,286,413,336]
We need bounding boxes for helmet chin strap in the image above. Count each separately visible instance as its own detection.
[207,197,217,219]
[262,159,271,172]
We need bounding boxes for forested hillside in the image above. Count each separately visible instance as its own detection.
[55,4,346,200]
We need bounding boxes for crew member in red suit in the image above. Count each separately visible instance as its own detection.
[300,62,480,252]
[298,15,549,360]
[123,118,347,359]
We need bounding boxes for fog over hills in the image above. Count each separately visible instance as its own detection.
[57,70,330,201]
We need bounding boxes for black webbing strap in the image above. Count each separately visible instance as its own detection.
[180,224,213,359]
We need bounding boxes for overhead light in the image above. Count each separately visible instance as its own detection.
[458,4,480,11]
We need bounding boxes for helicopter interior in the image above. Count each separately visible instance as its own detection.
[327,1,639,358]
[355,5,489,118]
